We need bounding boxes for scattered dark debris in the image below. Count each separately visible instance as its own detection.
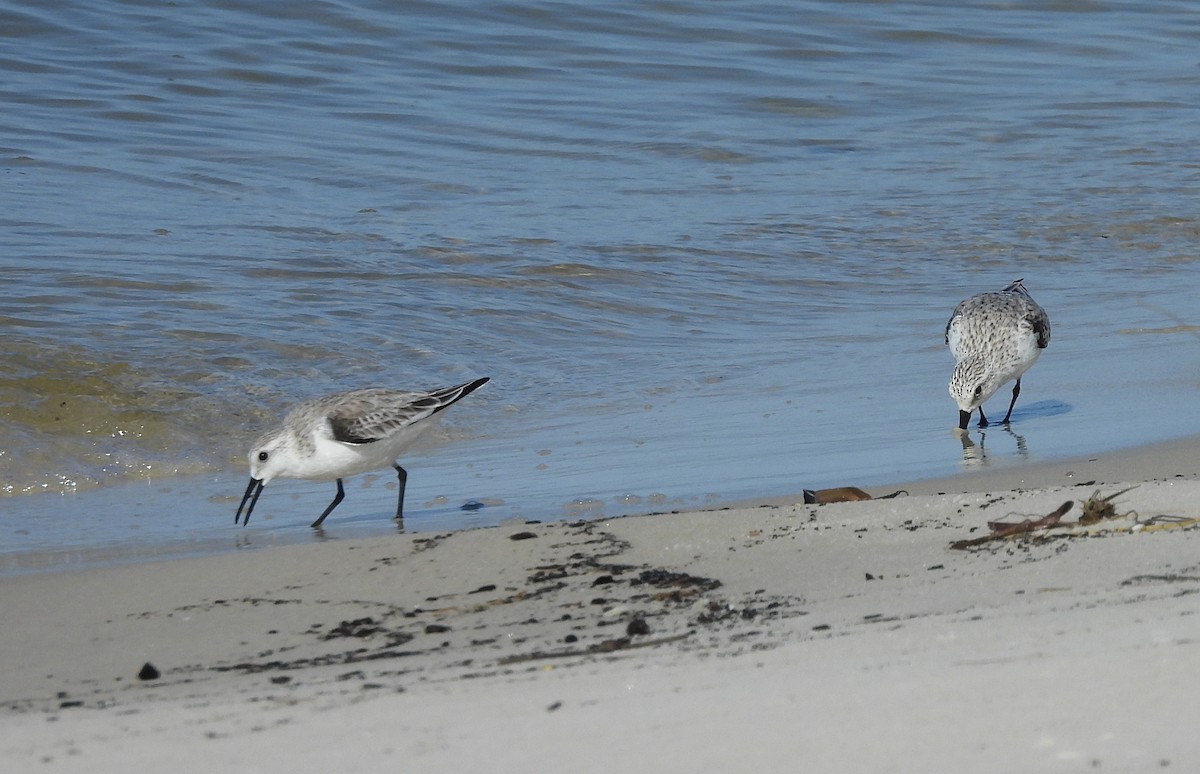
[694,600,757,625]
[528,565,569,583]
[1122,574,1200,586]
[137,662,160,681]
[547,700,563,712]
[592,561,637,575]
[216,643,424,675]
[509,531,538,541]
[928,564,944,571]
[188,525,794,690]
[592,637,632,653]
[626,617,651,636]
[631,568,721,592]
[812,624,831,631]
[323,618,383,640]
[59,700,84,709]
[425,589,535,615]
[318,619,416,650]
[412,534,450,552]
[497,632,692,665]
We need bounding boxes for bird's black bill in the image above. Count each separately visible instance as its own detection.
[236,478,265,526]
[958,410,971,431]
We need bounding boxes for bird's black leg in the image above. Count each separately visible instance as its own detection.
[977,406,990,428]
[393,464,408,522]
[1002,378,1021,425]
[311,478,345,529]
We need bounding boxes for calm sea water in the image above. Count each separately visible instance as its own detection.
[2,0,1199,571]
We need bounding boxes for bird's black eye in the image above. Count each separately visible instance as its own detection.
[258,451,269,462]
[973,386,983,397]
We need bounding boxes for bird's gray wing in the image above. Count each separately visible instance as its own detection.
[325,390,438,445]
[1029,310,1051,349]
[945,299,970,345]
[325,379,488,445]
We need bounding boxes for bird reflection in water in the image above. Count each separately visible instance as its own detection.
[955,425,1029,467]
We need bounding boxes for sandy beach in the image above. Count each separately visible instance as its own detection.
[2,435,1199,772]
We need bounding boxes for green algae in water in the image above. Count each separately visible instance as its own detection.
[0,342,230,495]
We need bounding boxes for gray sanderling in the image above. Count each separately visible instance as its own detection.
[946,279,1050,430]
[236,377,489,528]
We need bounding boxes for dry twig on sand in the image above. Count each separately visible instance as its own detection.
[950,500,1073,550]
[946,485,1197,551]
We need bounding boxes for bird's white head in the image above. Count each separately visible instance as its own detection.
[247,429,295,486]
[235,429,296,527]
[949,355,1002,427]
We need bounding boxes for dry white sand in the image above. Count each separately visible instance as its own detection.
[2,436,1199,772]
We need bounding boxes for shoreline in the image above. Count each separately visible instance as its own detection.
[744,430,1200,508]
[5,430,1199,580]
[2,433,1199,770]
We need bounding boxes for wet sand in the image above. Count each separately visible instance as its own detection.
[2,436,1199,772]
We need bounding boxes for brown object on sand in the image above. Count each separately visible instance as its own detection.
[802,487,908,505]
[803,487,874,504]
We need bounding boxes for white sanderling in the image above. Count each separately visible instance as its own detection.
[946,279,1050,430]
[236,377,489,528]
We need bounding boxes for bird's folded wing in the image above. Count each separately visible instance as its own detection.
[326,392,438,444]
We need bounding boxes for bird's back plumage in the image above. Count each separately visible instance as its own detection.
[323,379,489,445]
[945,280,1050,364]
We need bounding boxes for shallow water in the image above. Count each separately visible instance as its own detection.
[2,0,1199,571]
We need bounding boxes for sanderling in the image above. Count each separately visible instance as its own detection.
[236,377,489,528]
[946,279,1050,430]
